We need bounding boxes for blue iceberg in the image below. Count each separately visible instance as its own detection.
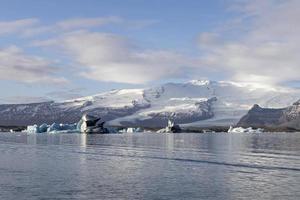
[24,114,112,134]
[26,123,78,134]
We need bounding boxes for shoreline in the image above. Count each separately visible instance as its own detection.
[2,125,300,133]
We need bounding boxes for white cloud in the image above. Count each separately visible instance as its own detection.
[198,0,300,85]
[0,95,51,104]
[56,16,122,30]
[34,31,198,84]
[21,26,54,37]
[0,16,122,38]
[0,18,39,35]
[1,17,178,85]
[13,16,154,38]
[45,88,85,100]
[0,46,68,84]
[7,7,300,87]
[19,16,122,37]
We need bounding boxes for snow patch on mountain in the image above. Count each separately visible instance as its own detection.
[60,89,148,110]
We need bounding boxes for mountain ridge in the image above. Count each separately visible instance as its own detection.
[237,102,300,131]
[1,80,300,127]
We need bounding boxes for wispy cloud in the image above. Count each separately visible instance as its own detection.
[22,16,122,37]
[0,16,156,38]
[0,16,170,85]
[45,88,86,100]
[32,30,198,84]
[0,18,39,35]
[21,25,55,37]
[0,46,67,84]
[198,0,300,85]
[0,95,51,104]
[56,16,122,30]
[3,3,299,88]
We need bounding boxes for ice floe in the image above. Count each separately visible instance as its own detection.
[157,119,181,133]
[227,126,264,133]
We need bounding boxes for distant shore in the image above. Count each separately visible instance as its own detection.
[1,125,300,133]
[0,126,26,132]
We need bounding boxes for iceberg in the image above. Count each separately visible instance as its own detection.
[118,127,144,133]
[26,124,41,134]
[24,114,109,134]
[25,123,78,134]
[78,114,109,134]
[39,123,49,132]
[227,126,263,133]
[157,119,181,133]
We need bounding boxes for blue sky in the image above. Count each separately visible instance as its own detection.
[0,0,299,103]
[0,0,227,52]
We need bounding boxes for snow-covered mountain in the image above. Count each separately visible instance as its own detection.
[1,80,300,127]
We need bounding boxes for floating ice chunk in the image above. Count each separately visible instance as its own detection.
[26,122,78,134]
[76,119,83,130]
[24,114,110,134]
[60,123,77,131]
[228,126,263,133]
[118,127,143,133]
[47,123,61,132]
[26,124,40,134]
[157,119,181,133]
[39,123,49,133]
[78,114,109,134]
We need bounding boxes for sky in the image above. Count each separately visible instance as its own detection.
[0,0,300,103]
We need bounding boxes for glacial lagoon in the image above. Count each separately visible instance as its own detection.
[0,132,299,200]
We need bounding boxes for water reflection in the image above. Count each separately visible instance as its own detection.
[1,132,300,153]
[1,132,300,154]
[0,132,299,199]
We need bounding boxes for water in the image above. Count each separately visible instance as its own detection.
[0,132,299,200]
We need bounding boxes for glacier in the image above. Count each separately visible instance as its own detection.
[2,80,300,128]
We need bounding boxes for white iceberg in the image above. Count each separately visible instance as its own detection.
[118,127,144,133]
[228,126,263,133]
[26,124,41,134]
[157,119,181,133]
[77,114,109,134]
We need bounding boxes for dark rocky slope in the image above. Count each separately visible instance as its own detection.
[0,101,149,126]
[237,101,300,131]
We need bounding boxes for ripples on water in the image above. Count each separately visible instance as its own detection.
[0,132,299,200]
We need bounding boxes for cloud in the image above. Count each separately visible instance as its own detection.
[33,31,198,84]
[122,19,160,29]
[21,16,122,37]
[46,88,86,100]
[8,7,300,87]
[56,16,122,30]
[0,46,68,84]
[0,95,51,104]
[0,16,122,37]
[1,17,176,85]
[198,0,300,85]
[0,18,39,35]
[11,16,154,37]
[21,26,55,37]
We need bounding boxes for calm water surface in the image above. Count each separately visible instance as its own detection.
[0,132,299,200]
